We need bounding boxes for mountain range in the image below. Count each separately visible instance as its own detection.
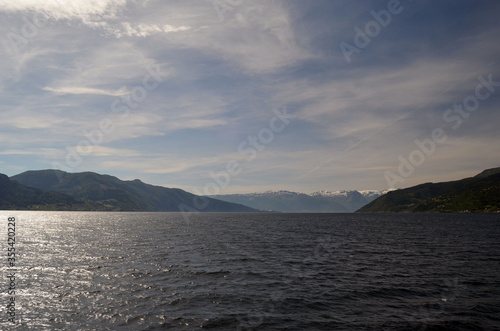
[210,189,390,212]
[3,170,256,212]
[3,167,499,213]
[358,167,500,213]
[1,169,389,212]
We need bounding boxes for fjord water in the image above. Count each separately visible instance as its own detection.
[1,212,499,330]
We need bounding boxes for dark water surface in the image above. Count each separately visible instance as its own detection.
[1,212,499,330]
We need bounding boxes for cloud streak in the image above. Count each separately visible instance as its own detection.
[43,86,128,96]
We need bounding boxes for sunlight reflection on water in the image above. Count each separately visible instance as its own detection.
[0,211,499,330]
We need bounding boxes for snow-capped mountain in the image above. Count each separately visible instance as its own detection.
[311,189,393,199]
[210,189,391,212]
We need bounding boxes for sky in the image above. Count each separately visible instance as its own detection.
[0,0,499,194]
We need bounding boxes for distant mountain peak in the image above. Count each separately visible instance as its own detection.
[310,189,390,199]
[210,189,388,212]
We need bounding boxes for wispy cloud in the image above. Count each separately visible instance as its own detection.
[0,148,64,156]
[43,86,128,96]
[115,22,191,37]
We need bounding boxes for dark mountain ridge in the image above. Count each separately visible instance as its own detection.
[7,170,257,212]
[0,173,103,210]
[358,167,500,213]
